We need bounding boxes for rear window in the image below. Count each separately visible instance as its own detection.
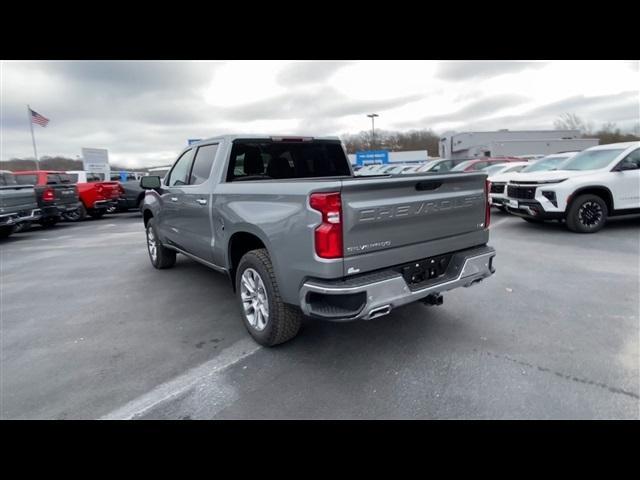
[226,140,351,181]
[87,173,103,182]
[46,174,74,184]
[0,173,17,186]
[15,174,38,185]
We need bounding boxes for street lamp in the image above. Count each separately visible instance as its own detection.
[367,113,379,150]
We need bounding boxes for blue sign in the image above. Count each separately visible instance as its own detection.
[120,171,128,182]
[188,139,202,146]
[356,150,389,166]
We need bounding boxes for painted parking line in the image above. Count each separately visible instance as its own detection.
[100,337,262,420]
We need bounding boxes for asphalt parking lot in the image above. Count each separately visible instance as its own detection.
[1,211,638,419]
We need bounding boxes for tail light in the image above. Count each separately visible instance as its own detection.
[118,185,125,195]
[42,188,55,202]
[309,192,342,259]
[485,179,491,228]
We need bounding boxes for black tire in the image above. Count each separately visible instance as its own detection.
[39,217,58,228]
[566,194,608,233]
[13,221,31,233]
[0,225,15,238]
[89,209,106,219]
[63,205,87,222]
[146,218,176,269]
[236,248,302,347]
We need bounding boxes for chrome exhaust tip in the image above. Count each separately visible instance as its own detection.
[367,305,391,319]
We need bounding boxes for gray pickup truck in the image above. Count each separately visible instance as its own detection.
[0,170,42,238]
[140,135,496,346]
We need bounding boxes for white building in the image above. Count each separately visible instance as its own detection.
[438,130,599,159]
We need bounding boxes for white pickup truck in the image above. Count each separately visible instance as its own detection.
[505,142,640,232]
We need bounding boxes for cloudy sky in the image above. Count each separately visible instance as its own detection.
[1,60,638,168]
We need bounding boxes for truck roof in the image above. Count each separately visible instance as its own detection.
[191,134,341,145]
[587,141,639,151]
[13,170,66,174]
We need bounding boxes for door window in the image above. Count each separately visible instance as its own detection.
[189,144,218,185]
[167,149,195,187]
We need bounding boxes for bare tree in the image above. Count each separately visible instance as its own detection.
[554,113,594,135]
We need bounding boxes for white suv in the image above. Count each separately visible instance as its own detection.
[505,142,640,233]
[490,153,578,210]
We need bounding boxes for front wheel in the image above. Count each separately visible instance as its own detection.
[146,218,176,269]
[236,249,302,346]
[566,194,608,233]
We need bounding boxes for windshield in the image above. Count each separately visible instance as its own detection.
[485,165,506,176]
[451,160,473,172]
[560,149,625,171]
[521,156,570,173]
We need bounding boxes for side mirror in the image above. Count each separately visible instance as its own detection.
[616,161,638,172]
[140,175,161,189]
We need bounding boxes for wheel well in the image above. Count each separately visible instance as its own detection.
[143,209,153,227]
[569,187,613,213]
[228,232,266,290]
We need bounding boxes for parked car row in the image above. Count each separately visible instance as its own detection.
[0,169,144,239]
[490,142,640,233]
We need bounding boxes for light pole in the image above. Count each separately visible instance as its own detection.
[367,113,379,150]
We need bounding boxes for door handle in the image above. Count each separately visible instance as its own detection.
[196,198,207,206]
[170,197,178,202]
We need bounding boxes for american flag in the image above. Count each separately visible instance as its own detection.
[30,108,50,127]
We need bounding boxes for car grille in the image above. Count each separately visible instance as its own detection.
[490,182,506,194]
[507,185,536,200]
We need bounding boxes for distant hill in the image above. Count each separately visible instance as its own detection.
[0,156,139,172]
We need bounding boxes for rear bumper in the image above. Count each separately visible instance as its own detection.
[92,199,118,210]
[299,245,496,321]
[41,202,83,218]
[0,208,43,225]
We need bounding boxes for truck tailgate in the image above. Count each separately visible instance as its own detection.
[0,186,38,211]
[340,173,489,276]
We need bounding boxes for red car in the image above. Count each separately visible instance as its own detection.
[62,170,122,221]
[450,157,524,172]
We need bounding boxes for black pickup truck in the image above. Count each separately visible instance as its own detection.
[13,171,81,227]
[0,171,42,238]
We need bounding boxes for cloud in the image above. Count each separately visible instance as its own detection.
[437,61,548,82]
[1,61,637,167]
[277,61,355,87]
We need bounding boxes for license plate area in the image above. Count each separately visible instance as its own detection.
[396,253,452,287]
[508,199,518,208]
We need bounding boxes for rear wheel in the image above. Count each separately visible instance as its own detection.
[0,225,15,238]
[63,205,87,222]
[566,194,608,233]
[236,249,302,346]
[146,218,176,269]
[39,217,58,228]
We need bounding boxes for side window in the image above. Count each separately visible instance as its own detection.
[167,149,195,187]
[621,149,640,169]
[189,144,219,185]
[472,162,485,171]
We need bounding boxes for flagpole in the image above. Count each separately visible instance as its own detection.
[27,104,39,170]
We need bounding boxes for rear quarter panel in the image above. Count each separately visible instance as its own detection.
[214,179,345,304]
